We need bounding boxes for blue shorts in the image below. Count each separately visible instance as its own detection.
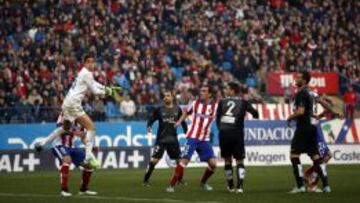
[181,138,215,162]
[52,145,85,167]
[315,124,330,157]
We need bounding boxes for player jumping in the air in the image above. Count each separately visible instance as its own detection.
[216,82,259,193]
[143,90,188,186]
[305,92,341,192]
[167,84,218,192]
[35,115,97,197]
[61,54,121,168]
[287,71,331,193]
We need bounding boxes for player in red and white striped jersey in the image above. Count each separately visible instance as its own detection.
[167,84,218,192]
[35,114,98,197]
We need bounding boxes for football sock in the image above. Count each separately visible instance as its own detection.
[236,163,245,189]
[176,161,184,182]
[201,166,215,184]
[170,164,184,186]
[143,161,156,183]
[80,168,93,192]
[313,159,329,187]
[60,163,70,191]
[224,163,234,189]
[305,166,318,187]
[85,130,95,159]
[291,157,304,188]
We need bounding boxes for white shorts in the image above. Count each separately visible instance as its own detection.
[61,105,85,122]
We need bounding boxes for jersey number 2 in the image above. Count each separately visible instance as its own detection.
[225,101,235,116]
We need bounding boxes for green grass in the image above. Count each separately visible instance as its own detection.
[0,165,359,203]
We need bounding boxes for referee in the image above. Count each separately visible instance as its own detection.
[143,90,187,186]
[216,82,259,193]
[287,71,330,193]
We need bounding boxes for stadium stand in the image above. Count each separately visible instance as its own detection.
[0,0,359,123]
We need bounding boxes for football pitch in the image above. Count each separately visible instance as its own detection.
[0,165,359,203]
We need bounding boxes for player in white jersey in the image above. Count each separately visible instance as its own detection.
[61,54,121,168]
[35,114,98,196]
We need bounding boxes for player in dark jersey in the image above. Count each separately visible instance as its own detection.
[305,94,341,192]
[287,71,331,193]
[142,90,188,186]
[216,82,259,193]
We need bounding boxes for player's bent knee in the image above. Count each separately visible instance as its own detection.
[311,154,320,161]
[324,154,332,163]
[236,159,244,165]
[290,154,299,159]
[63,156,72,164]
[208,158,217,169]
[180,158,189,166]
[151,158,160,164]
[224,158,232,164]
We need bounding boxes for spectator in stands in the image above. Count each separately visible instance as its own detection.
[27,89,43,106]
[93,96,106,121]
[120,95,136,120]
[343,86,358,119]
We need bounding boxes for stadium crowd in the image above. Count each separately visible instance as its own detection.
[0,0,359,123]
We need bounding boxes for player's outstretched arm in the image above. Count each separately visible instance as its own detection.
[105,86,123,97]
[35,127,64,152]
[317,97,341,118]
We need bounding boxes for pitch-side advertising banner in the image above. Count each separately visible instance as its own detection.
[0,119,359,172]
[266,72,339,95]
[156,145,360,168]
[1,120,358,150]
[0,147,150,172]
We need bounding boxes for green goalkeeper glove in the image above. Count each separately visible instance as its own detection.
[105,86,122,97]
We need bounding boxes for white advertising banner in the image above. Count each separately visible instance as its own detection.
[156,145,360,168]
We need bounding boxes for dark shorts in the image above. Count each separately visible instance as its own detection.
[219,130,245,160]
[291,124,320,156]
[152,143,181,160]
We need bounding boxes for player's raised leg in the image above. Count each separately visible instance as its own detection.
[75,114,99,168]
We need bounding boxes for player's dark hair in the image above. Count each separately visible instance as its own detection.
[228,82,240,94]
[201,83,215,97]
[301,70,311,84]
[163,88,173,95]
[83,53,95,62]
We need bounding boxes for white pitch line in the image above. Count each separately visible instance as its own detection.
[0,192,222,203]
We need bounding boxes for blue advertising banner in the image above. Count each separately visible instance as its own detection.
[0,119,358,150]
[0,121,293,150]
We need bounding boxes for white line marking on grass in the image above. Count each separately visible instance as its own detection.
[0,192,222,203]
